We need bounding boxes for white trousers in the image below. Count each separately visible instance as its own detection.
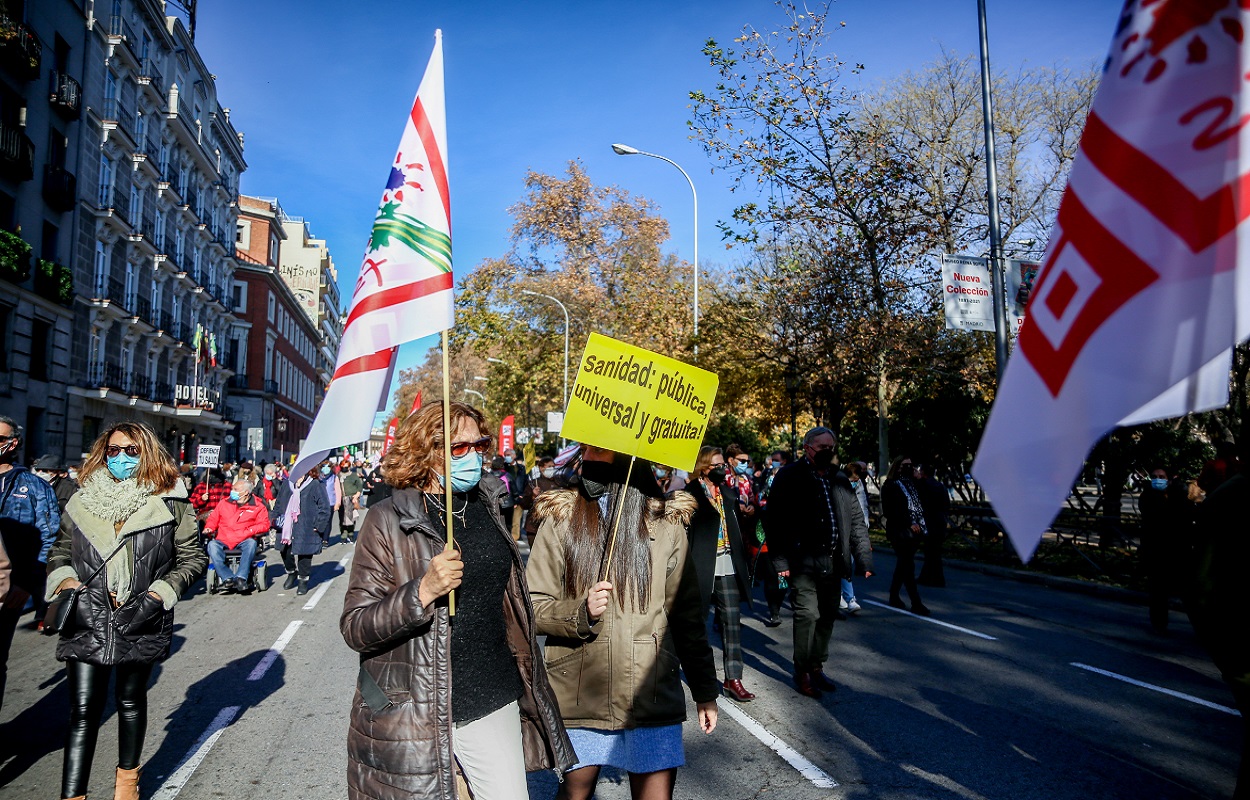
[452,699,528,800]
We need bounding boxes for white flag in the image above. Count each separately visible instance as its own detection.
[973,1,1250,562]
[292,31,454,479]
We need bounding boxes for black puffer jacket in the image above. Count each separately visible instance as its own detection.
[764,459,873,578]
[45,481,204,665]
[340,474,575,800]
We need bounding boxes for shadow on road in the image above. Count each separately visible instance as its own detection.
[141,646,287,794]
[0,664,69,788]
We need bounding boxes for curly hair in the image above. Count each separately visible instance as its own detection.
[79,421,181,492]
[382,401,489,490]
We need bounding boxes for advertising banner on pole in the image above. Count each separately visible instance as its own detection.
[498,415,515,454]
[561,333,719,472]
[940,254,994,331]
[1006,258,1041,334]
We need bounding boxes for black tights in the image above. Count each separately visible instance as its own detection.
[889,537,922,604]
[557,765,676,800]
[62,659,153,798]
[280,546,312,578]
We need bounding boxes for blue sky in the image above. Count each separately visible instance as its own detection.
[193,0,1123,397]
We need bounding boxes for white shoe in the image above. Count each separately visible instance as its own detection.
[839,597,848,610]
[847,600,862,614]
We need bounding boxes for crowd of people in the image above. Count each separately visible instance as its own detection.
[1,404,1246,800]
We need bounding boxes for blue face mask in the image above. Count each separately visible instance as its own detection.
[321,465,332,476]
[438,451,483,493]
[734,462,752,476]
[106,453,140,481]
[1150,478,1168,491]
[654,468,669,479]
[230,490,241,501]
[504,456,514,465]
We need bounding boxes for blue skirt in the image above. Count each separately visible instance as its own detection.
[566,724,685,773]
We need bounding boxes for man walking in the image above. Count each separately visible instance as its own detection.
[765,426,873,698]
[0,415,60,709]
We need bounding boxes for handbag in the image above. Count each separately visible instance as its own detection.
[41,536,131,637]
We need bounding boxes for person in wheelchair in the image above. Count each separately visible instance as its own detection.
[203,477,271,594]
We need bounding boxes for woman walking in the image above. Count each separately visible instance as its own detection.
[271,465,331,596]
[44,421,206,800]
[881,456,930,616]
[685,446,756,702]
[528,445,719,800]
[340,401,574,800]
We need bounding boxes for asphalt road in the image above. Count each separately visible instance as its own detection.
[1,515,1240,800]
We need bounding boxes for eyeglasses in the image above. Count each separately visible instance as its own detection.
[105,444,141,458]
[0,435,17,443]
[449,436,492,458]
[734,457,750,464]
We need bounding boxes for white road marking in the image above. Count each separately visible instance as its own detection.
[1071,662,1241,716]
[860,598,998,641]
[149,705,240,800]
[302,553,353,611]
[247,620,303,681]
[717,699,839,788]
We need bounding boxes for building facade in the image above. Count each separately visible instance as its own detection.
[0,0,86,462]
[275,209,341,389]
[232,195,321,465]
[66,0,246,463]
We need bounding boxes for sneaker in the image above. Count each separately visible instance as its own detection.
[839,596,848,610]
[847,600,862,614]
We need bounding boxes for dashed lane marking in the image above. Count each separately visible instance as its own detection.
[1071,662,1241,716]
[718,698,839,788]
[149,705,240,800]
[247,620,303,682]
[859,598,998,641]
[303,552,353,611]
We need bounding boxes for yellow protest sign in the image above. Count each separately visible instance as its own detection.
[561,333,718,472]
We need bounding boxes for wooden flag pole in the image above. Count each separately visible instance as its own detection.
[598,456,636,584]
[442,329,456,617]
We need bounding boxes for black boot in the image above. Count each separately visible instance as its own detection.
[297,578,309,596]
[283,572,298,590]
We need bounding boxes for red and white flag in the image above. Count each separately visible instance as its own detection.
[292,31,453,479]
[973,1,1250,562]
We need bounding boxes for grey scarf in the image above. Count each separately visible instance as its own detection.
[77,471,154,523]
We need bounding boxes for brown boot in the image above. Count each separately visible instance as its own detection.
[115,765,141,800]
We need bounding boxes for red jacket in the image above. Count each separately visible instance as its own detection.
[204,496,272,548]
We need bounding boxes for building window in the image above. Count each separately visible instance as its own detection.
[93,242,107,295]
[41,222,58,261]
[236,219,249,248]
[232,281,245,312]
[29,318,51,382]
[267,291,275,323]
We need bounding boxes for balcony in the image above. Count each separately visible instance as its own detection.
[151,381,174,404]
[88,361,127,391]
[50,71,82,119]
[42,165,77,213]
[100,97,134,143]
[138,57,163,97]
[185,188,201,220]
[0,16,40,82]
[132,294,151,322]
[264,379,279,395]
[156,310,173,333]
[173,321,188,343]
[93,275,126,303]
[129,373,151,398]
[0,120,34,181]
[226,374,249,390]
[107,14,140,66]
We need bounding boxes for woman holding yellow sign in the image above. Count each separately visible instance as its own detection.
[528,445,719,800]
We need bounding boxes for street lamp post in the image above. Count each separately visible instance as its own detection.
[463,388,485,401]
[521,289,570,444]
[611,143,699,356]
[276,413,288,465]
[783,364,800,456]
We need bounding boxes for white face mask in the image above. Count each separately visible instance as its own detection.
[541,468,555,479]
[35,471,55,481]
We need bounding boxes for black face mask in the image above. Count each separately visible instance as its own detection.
[579,460,617,500]
[707,465,728,484]
[812,449,835,468]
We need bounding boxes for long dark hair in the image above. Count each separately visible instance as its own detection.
[562,482,661,613]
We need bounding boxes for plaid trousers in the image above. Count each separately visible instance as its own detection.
[711,574,743,680]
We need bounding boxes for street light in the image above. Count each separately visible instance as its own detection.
[611,142,699,356]
[276,413,288,464]
[521,289,570,418]
[463,388,485,401]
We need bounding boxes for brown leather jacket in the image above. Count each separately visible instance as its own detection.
[340,476,575,800]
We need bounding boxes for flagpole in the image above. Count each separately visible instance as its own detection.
[598,456,636,584]
[441,329,456,617]
[977,0,1010,382]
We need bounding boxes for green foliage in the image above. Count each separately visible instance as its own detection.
[34,258,74,306]
[701,412,767,462]
[0,228,32,285]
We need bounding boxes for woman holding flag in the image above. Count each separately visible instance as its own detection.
[340,401,574,800]
[527,445,719,800]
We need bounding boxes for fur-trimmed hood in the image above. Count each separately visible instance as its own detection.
[532,488,696,529]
